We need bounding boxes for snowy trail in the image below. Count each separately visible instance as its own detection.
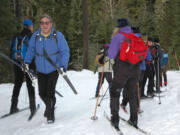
[0,70,180,135]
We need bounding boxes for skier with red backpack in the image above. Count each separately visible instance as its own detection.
[120,29,152,113]
[108,18,147,130]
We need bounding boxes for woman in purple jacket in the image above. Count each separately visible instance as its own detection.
[108,18,140,130]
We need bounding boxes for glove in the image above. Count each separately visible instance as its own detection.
[22,63,29,72]
[60,67,66,73]
[146,61,150,65]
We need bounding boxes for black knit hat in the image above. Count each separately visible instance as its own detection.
[148,37,153,41]
[131,26,140,33]
[116,18,130,27]
[153,37,159,43]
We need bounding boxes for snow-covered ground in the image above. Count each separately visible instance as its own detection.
[0,70,180,135]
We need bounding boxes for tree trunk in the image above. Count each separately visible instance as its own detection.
[26,0,31,18]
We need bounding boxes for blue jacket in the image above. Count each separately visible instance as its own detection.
[160,53,168,68]
[140,48,152,70]
[25,27,70,74]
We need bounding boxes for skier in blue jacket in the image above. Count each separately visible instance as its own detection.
[24,14,70,123]
[9,19,36,116]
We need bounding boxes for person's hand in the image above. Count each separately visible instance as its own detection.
[22,63,29,72]
[60,67,66,73]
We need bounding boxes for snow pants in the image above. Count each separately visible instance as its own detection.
[110,60,140,125]
[142,63,155,95]
[95,72,112,97]
[38,71,59,119]
[11,63,36,113]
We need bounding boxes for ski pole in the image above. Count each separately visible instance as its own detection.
[98,86,109,107]
[55,90,63,97]
[0,52,36,83]
[157,53,161,104]
[91,67,104,120]
[43,49,78,95]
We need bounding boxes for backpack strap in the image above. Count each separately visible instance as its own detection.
[35,31,58,45]
[36,51,59,57]
[35,33,40,42]
[53,31,58,45]
[13,35,27,60]
[120,32,132,43]
[35,31,59,57]
[120,32,129,36]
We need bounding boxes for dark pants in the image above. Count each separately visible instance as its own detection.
[139,70,145,97]
[154,60,161,92]
[11,64,36,113]
[38,71,59,118]
[142,63,155,95]
[110,60,140,125]
[121,84,139,107]
[95,72,112,97]
[122,70,143,107]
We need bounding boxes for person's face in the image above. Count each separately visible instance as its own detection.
[148,41,153,46]
[29,25,33,32]
[40,17,52,34]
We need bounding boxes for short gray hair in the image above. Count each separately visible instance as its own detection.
[40,14,53,22]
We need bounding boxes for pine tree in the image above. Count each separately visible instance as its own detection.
[0,0,17,82]
[66,0,83,70]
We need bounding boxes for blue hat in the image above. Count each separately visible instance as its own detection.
[116,18,130,27]
[23,19,33,26]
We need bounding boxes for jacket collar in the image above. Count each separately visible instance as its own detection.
[37,27,55,38]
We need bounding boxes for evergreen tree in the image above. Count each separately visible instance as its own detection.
[0,0,17,83]
[0,0,180,83]
[67,0,83,70]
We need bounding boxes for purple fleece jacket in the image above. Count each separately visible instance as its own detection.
[108,26,132,59]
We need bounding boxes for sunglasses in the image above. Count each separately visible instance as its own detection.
[40,21,51,25]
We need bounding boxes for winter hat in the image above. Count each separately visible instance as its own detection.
[153,37,159,43]
[116,18,130,27]
[142,33,147,36]
[141,33,148,41]
[148,37,153,41]
[23,19,33,26]
[131,26,140,33]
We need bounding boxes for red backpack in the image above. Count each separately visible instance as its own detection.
[119,32,148,64]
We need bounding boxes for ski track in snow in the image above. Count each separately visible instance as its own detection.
[0,70,180,135]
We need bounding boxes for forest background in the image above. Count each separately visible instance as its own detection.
[0,0,180,83]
